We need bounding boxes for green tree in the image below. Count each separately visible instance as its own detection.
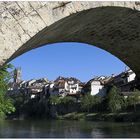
[93,95,102,111]
[80,94,101,113]
[127,89,140,112]
[0,64,13,90]
[106,86,124,113]
[60,96,75,106]
[49,95,61,105]
[0,64,15,119]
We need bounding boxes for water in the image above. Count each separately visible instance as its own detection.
[0,119,140,138]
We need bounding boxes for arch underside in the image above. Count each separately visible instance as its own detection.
[8,7,140,78]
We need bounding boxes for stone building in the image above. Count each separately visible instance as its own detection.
[83,76,110,97]
[50,76,84,96]
[13,67,22,84]
[108,69,136,92]
[82,69,136,97]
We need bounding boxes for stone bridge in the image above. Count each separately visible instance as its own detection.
[1,1,140,78]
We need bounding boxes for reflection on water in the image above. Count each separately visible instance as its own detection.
[0,120,140,138]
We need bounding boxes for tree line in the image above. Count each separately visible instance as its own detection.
[0,64,140,120]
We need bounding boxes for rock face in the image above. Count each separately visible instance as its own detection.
[1,1,140,77]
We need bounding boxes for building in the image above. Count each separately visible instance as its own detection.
[65,78,80,95]
[13,67,22,84]
[108,69,136,92]
[82,72,136,97]
[90,80,106,96]
[53,76,83,96]
[83,76,109,97]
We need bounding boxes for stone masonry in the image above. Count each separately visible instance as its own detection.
[1,1,140,77]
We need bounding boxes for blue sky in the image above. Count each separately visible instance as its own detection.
[10,42,127,82]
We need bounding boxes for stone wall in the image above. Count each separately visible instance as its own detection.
[1,1,140,77]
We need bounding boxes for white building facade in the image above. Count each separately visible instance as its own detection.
[90,80,107,97]
[127,69,136,82]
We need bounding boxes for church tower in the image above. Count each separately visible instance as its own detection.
[14,67,22,84]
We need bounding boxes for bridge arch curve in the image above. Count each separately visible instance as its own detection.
[1,2,140,78]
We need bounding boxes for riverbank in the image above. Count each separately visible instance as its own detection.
[57,112,140,122]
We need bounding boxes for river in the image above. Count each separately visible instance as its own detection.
[0,120,140,138]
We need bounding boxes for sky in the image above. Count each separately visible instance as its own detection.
[10,42,127,82]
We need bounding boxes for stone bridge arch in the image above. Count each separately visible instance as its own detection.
[1,1,140,78]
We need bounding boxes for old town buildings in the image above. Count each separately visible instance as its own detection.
[7,67,137,98]
[83,69,136,97]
